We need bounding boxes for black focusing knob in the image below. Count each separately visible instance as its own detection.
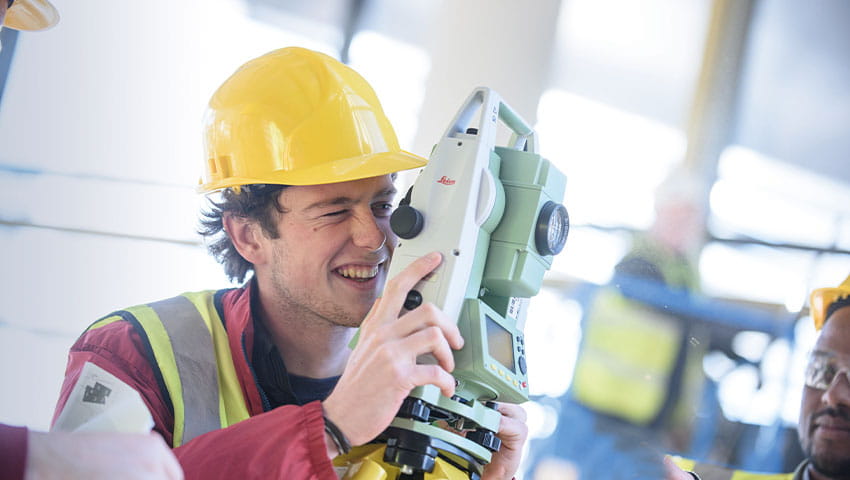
[391,205,425,239]
[403,290,423,310]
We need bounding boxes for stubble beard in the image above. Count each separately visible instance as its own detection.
[269,265,370,329]
[804,411,850,480]
[809,441,850,479]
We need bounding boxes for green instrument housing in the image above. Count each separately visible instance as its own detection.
[451,146,567,405]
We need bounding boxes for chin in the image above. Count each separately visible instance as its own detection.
[811,448,850,477]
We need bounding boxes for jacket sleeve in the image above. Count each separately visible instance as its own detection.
[52,322,338,480]
[174,400,337,480]
[0,424,28,480]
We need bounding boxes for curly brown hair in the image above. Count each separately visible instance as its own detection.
[198,184,288,283]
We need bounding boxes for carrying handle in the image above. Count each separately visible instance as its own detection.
[443,87,538,154]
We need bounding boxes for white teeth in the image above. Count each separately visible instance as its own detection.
[337,265,379,279]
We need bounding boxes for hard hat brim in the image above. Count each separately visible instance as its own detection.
[3,0,60,31]
[198,150,428,193]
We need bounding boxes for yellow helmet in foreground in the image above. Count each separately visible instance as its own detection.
[3,0,59,31]
[810,274,850,330]
[200,47,427,192]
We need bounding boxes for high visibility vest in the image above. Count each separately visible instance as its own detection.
[672,457,795,480]
[88,291,251,446]
[571,287,685,425]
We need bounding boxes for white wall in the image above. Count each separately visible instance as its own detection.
[0,0,329,429]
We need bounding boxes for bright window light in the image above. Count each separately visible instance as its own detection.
[712,145,850,249]
[349,31,430,150]
[535,88,686,229]
[525,293,583,398]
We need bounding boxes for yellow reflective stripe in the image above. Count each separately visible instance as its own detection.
[731,472,794,480]
[181,291,250,428]
[88,315,123,331]
[124,303,186,447]
[673,457,794,480]
[670,456,696,471]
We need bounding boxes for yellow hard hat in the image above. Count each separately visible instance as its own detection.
[810,274,850,330]
[3,0,59,31]
[200,47,427,192]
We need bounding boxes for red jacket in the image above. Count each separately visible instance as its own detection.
[0,424,27,480]
[52,284,338,480]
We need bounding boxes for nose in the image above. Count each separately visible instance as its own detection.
[822,369,850,407]
[353,212,388,253]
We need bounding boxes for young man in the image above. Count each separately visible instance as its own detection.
[52,47,527,479]
[667,274,850,480]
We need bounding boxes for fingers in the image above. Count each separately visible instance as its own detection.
[408,363,457,398]
[480,403,529,480]
[403,325,456,372]
[493,403,528,444]
[392,303,464,350]
[663,456,695,480]
[494,402,528,423]
[150,434,184,480]
[377,252,442,319]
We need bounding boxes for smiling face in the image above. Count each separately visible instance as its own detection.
[799,305,850,478]
[254,174,398,328]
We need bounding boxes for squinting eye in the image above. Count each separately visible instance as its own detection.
[324,210,347,217]
[373,203,393,214]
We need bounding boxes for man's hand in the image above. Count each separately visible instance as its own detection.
[26,431,183,479]
[663,456,698,480]
[323,252,464,448]
[481,403,528,480]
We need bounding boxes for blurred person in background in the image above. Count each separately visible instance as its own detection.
[0,2,183,479]
[667,274,850,479]
[532,167,709,479]
[614,166,704,291]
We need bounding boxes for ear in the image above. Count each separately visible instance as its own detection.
[223,213,270,266]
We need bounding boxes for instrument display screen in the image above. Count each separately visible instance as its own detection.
[486,315,515,373]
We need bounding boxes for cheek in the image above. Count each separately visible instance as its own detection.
[800,390,820,431]
[385,225,399,249]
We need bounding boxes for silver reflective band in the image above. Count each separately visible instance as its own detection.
[150,295,221,443]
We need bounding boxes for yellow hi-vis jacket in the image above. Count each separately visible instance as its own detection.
[86,291,251,446]
[571,287,686,425]
[672,456,800,480]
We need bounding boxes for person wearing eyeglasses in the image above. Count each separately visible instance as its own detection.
[665,274,850,480]
[795,275,850,480]
[0,2,184,479]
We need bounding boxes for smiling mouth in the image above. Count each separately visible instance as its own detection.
[816,421,850,432]
[335,264,380,281]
